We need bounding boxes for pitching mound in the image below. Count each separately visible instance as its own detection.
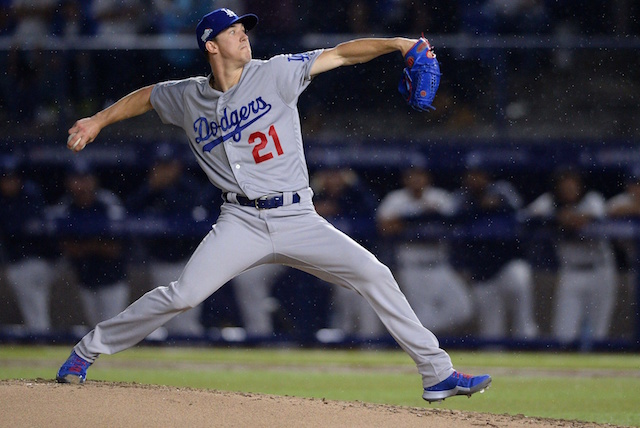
[0,379,610,427]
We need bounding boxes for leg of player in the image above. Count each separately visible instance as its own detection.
[56,204,274,383]
[552,269,585,343]
[267,205,491,402]
[6,259,55,333]
[232,264,283,337]
[57,201,491,401]
[585,265,617,341]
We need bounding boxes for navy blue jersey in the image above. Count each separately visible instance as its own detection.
[0,179,55,262]
[49,189,127,288]
[451,180,524,281]
[126,175,220,262]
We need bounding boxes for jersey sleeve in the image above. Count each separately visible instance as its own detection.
[523,193,554,217]
[376,192,403,220]
[268,49,324,105]
[150,79,192,127]
[581,191,607,218]
[431,189,456,216]
[606,193,630,212]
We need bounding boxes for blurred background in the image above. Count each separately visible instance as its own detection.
[0,0,638,351]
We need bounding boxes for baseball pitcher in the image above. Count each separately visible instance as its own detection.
[56,8,490,403]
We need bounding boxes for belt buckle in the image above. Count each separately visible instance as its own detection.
[255,196,269,210]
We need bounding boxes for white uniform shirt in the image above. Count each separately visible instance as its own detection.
[524,191,613,267]
[377,187,454,265]
[606,192,637,212]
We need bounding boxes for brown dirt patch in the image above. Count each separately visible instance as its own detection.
[0,379,620,428]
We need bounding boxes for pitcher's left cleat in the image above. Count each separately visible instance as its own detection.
[422,370,491,403]
[56,351,92,384]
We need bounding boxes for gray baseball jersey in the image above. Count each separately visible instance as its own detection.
[150,51,322,199]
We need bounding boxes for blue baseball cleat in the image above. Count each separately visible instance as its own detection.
[422,370,492,403]
[56,351,92,384]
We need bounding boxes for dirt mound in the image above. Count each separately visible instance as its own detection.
[0,379,612,427]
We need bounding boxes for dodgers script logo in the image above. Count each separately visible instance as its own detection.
[193,96,272,152]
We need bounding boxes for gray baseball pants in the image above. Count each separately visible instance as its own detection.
[74,189,453,386]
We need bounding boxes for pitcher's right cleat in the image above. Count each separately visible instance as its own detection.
[422,370,491,403]
[56,351,92,384]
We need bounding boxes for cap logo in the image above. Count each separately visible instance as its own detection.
[201,28,213,43]
[222,8,237,18]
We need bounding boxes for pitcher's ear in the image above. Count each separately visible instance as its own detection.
[205,39,218,54]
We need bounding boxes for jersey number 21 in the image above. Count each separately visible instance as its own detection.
[249,125,284,164]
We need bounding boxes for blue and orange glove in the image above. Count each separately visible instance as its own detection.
[398,37,441,111]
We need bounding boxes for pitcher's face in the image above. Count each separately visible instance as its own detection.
[210,23,252,65]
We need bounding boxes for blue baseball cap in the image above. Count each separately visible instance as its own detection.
[196,8,258,52]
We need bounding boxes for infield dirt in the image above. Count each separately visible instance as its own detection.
[0,379,622,428]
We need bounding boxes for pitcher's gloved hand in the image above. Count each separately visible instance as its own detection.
[398,37,441,111]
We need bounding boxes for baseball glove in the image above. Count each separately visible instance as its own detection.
[398,37,441,111]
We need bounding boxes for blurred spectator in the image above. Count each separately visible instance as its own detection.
[376,164,473,335]
[377,0,458,34]
[151,0,200,34]
[0,154,57,333]
[611,0,640,35]
[0,0,15,36]
[48,159,129,327]
[54,0,97,117]
[523,168,617,345]
[0,2,13,121]
[606,169,640,268]
[306,0,350,33]
[149,0,211,78]
[606,168,640,325]
[126,142,219,337]
[451,165,538,340]
[91,0,145,36]
[54,0,95,36]
[3,47,39,123]
[12,0,56,42]
[312,167,378,242]
[313,167,384,341]
[90,0,147,105]
[250,0,300,38]
[547,0,612,36]
[458,0,549,36]
[5,1,59,124]
[346,0,372,34]
[302,0,374,35]
[454,0,550,127]
[607,169,640,219]
[211,0,246,13]
[232,264,284,338]
[233,265,332,342]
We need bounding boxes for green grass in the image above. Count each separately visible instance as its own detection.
[1,345,639,426]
